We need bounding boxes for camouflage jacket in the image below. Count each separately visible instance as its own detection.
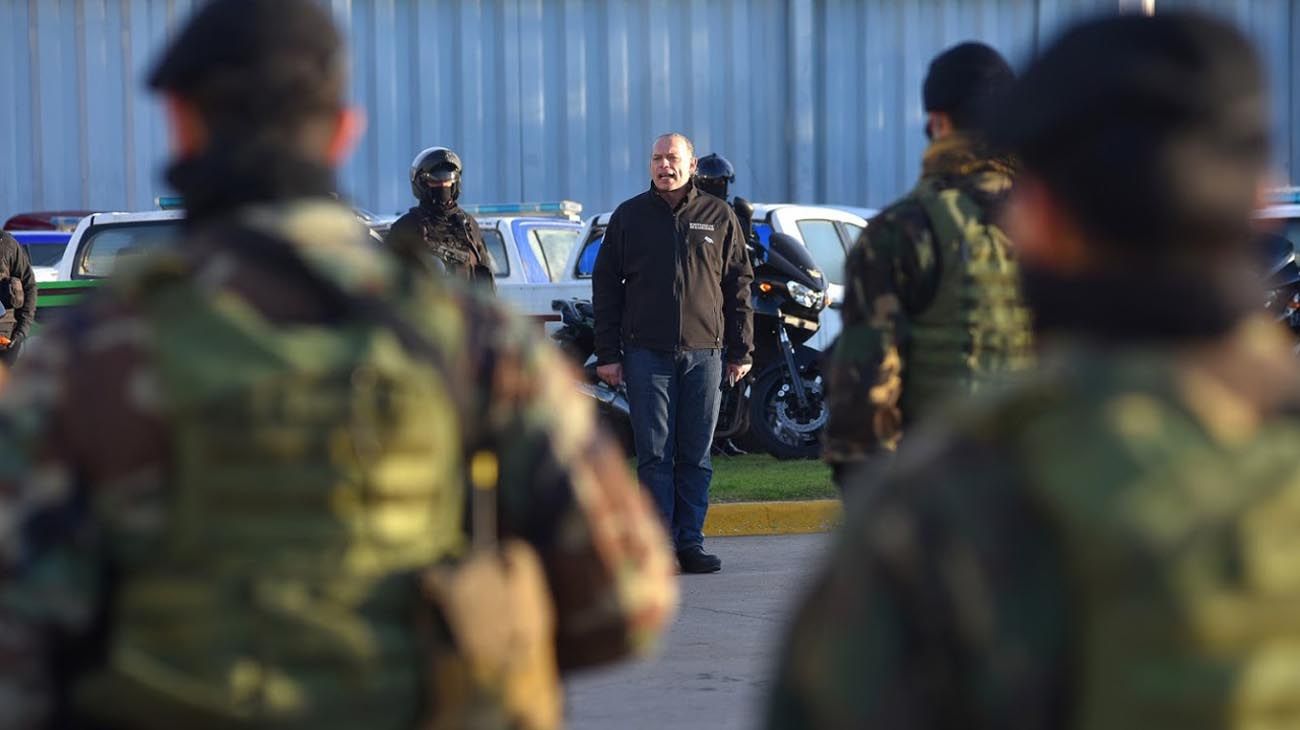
[822,135,1022,472]
[0,201,676,729]
[769,316,1300,729]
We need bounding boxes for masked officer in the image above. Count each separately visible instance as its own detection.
[387,146,496,291]
[0,1,676,727]
[696,153,755,244]
[769,12,1300,729]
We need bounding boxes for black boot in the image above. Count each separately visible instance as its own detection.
[676,545,722,574]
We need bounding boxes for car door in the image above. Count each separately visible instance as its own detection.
[789,217,849,352]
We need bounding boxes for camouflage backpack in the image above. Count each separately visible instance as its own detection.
[74,230,558,730]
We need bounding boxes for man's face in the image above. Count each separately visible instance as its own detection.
[650,137,696,193]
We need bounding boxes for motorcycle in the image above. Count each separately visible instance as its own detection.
[550,298,636,454]
[733,231,830,459]
[1259,232,1300,335]
[549,229,830,460]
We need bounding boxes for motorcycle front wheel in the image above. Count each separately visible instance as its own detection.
[746,364,827,460]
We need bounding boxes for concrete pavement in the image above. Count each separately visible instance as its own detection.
[565,533,831,730]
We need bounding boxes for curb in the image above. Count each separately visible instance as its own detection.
[703,500,842,537]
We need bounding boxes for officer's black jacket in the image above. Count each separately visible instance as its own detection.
[593,182,754,366]
[386,203,494,290]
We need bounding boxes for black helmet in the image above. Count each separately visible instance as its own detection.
[411,147,463,206]
[696,153,736,199]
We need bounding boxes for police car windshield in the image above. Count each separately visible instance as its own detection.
[78,221,180,279]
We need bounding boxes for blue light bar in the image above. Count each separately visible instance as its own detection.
[1266,187,1300,206]
[461,200,583,218]
[156,195,186,210]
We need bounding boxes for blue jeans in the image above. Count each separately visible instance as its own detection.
[623,347,723,551]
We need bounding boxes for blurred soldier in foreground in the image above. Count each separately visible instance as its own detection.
[822,42,1033,492]
[0,1,675,728]
[387,146,497,291]
[769,12,1297,729]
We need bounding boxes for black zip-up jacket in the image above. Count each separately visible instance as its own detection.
[593,182,754,366]
[0,232,36,343]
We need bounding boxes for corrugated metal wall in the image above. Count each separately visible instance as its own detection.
[0,0,1295,220]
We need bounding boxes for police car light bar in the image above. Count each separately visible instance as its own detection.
[460,200,583,218]
[1266,187,1300,206]
[156,195,186,210]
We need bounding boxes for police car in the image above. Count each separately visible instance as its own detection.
[559,203,873,351]
[457,201,590,320]
[36,199,589,325]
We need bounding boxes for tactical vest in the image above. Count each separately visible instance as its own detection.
[1002,363,1300,729]
[420,210,481,280]
[76,265,468,730]
[903,182,1033,419]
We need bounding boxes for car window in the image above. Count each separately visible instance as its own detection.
[795,219,848,285]
[481,229,510,277]
[529,227,579,282]
[575,230,605,278]
[842,222,865,248]
[78,222,180,278]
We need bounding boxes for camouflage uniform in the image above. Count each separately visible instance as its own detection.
[823,134,1032,478]
[769,316,1300,729]
[0,201,676,729]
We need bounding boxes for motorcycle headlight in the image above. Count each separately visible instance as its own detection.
[787,280,822,310]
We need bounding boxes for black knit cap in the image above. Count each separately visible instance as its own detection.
[148,0,345,134]
[922,42,1014,132]
[993,11,1271,258]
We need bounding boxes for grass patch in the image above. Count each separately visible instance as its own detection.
[708,454,837,502]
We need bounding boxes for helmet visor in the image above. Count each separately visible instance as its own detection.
[418,168,459,187]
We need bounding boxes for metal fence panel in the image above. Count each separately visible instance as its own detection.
[0,0,1295,220]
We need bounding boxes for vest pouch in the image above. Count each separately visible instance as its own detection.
[420,539,561,730]
[0,277,21,309]
[73,650,257,730]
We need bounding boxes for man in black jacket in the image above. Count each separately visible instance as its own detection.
[593,132,754,573]
[0,231,36,365]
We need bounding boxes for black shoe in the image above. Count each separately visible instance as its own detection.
[676,546,722,574]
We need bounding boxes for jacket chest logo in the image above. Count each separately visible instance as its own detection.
[688,222,716,232]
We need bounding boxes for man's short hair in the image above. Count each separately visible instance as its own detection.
[994,12,1270,258]
[655,133,696,159]
[923,42,1015,134]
